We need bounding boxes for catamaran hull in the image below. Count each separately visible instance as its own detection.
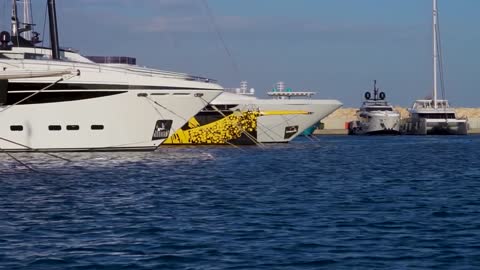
[401,119,468,135]
[0,90,221,152]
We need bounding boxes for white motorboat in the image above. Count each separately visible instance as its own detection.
[348,80,401,135]
[402,0,468,135]
[0,0,223,151]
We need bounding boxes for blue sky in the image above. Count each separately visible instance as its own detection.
[2,0,480,107]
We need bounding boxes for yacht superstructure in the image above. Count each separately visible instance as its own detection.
[164,81,342,145]
[402,0,467,135]
[0,0,222,151]
[348,80,400,135]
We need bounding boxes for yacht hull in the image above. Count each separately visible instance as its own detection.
[164,97,342,145]
[0,90,221,151]
[348,114,401,136]
[256,102,341,143]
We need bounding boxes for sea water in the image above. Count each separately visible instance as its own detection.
[1,136,480,269]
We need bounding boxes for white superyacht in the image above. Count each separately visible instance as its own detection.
[164,81,342,145]
[402,0,467,135]
[0,0,223,151]
[348,80,401,135]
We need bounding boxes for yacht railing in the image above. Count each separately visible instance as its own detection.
[1,58,217,83]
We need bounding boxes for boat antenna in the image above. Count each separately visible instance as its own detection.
[47,0,60,60]
[432,0,438,109]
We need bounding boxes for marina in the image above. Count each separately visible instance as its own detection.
[1,0,480,269]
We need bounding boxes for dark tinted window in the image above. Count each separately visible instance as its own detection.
[67,125,80,131]
[49,125,62,131]
[418,113,456,119]
[10,125,23,131]
[91,125,104,130]
[366,107,393,112]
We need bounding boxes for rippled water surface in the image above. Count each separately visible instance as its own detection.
[1,136,480,269]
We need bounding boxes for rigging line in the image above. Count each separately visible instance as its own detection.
[211,104,265,148]
[143,96,178,138]
[2,150,37,172]
[224,141,247,152]
[0,136,71,162]
[144,96,189,123]
[307,134,321,142]
[303,133,318,143]
[436,10,449,119]
[196,96,249,149]
[200,0,240,75]
[0,72,78,113]
[28,0,36,54]
[242,104,286,141]
[198,96,265,147]
[436,10,446,101]
[41,1,47,48]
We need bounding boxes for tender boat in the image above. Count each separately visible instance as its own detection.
[0,0,222,151]
[402,0,468,135]
[348,80,401,135]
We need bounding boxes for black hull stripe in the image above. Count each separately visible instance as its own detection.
[5,91,126,105]
[7,82,220,91]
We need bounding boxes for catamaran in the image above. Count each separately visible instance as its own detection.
[402,0,468,135]
[0,0,223,151]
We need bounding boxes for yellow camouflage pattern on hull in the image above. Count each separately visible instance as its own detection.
[164,111,260,145]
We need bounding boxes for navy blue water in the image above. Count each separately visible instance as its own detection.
[1,136,480,269]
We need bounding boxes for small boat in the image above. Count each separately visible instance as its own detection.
[402,0,468,135]
[348,80,401,135]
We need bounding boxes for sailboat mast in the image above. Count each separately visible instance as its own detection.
[433,0,438,109]
[11,0,19,38]
[22,0,32,40]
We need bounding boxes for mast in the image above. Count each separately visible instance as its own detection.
[11,0,19,38]
[433,0,438,109]
[47,0,60,60]
[22,0,32,40]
